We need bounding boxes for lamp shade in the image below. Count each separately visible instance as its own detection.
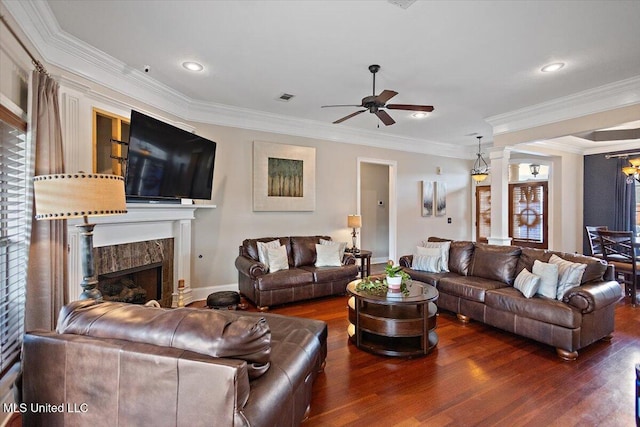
[347,214,361,228]
[33,173,127,220]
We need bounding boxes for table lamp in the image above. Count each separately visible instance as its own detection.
[347,214,361,253]
[33,173,127,300]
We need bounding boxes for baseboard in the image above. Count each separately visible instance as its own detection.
[372,257,389,265]
[190,283,239,302]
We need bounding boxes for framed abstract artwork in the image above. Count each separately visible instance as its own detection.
[421,180,433,217]
[253,141,316,211]
[435,181,446,216]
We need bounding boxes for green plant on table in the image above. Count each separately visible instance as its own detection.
[384,264,411,283]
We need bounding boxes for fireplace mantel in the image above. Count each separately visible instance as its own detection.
[67,203,216,306]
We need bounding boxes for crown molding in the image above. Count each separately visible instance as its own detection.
[4,0,469,159]
[487,76,640,135]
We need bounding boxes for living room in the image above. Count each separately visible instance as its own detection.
[1,0,640,425]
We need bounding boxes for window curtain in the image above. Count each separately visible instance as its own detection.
[614,157,636,232]
[25,70,67,331]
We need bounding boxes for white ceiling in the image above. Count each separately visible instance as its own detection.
[6,0,640,153]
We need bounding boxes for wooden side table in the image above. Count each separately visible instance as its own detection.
[353,250,372,279]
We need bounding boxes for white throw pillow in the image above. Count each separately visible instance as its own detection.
[257,240,281,272]
[532,260,559,299]
[319,239,347,262]
[421,241,451,272]
[549,254,587,300]
[315,243,342,267]
[514,268,541,298]
[266,245,289,273]
[412,255,442,272]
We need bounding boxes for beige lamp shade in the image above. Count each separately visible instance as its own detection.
[347,214,361,229]
[33,173,127,219]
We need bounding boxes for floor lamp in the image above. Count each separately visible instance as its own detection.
[33,173,127,301]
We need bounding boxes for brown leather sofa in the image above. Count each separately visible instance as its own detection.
[400,238,623,360]
[236,236,359,310]
[21,300,327,426]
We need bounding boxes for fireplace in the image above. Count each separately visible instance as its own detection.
[98,262,162,304]
[94,239,174,307]
[67,204,209,307]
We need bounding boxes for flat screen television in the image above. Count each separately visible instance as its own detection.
[125,110,216,202]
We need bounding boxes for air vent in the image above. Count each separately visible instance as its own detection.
[387,0,417,9]
[277,93,295,102]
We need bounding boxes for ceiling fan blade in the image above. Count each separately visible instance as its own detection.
[321,104,363,108]
[333,110,366,124]
[375,90,398,104]
[386,104,434,112]
[375,110,395,126]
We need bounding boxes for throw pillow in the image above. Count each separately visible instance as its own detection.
[315,243,342,267]
[266,245,289,273]
[257,239,280,272]
[532,260,559,299]
[514,268,541,298]
[319,238,347,262]
[549,254,587,300]
[421,240,451,272]
[412,255,442,272]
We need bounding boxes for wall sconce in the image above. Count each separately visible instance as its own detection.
[33,173,127,300]
[471,136,490,183]
[529,164,540,178]
[622,158,640,184]
[347,214,361,253]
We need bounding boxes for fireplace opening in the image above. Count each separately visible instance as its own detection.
[98,262,163,304]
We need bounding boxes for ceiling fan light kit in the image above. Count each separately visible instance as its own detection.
[322,64,434,126]
[471,136,490,183]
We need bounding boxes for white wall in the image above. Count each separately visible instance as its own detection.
[189,122,472,289]
[41,73,472,294]
[360,162,389,261]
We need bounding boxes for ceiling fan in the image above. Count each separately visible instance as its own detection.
[321,64,434,126]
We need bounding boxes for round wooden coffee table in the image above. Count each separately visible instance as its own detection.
[346,279,438,357]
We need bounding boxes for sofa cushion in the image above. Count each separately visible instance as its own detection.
[513,268,541,298]
[421,240,451,272]
[448,241,475,276]
[57,300,272,379]
[256,268,314,290]
[469,244,522,285]
[243,237,291,264]
[437,275,509,303]
[403,269,459,287]
[315,243,342,267]
[549,254,587,299]
[532,260,559,299]
[291,236,329,267]
[300,264,359,282]
[485,287,581,329]
[267,245,290,272]
[319,238,347,261]
[549,251,607,284]
[257,239,281,271]
[515,247,550,275]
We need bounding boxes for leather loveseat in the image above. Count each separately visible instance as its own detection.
[21,300,327,426]
[236,236,359,310]
[400,238,623,360]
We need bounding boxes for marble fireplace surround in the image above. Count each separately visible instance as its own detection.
[67,204,213,307]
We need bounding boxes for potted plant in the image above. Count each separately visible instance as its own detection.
[385,263,410,290]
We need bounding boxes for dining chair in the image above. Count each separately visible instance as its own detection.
[598,229,637,306]
[585,225,608,258]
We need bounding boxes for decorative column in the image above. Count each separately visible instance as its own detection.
[488,147,512,246]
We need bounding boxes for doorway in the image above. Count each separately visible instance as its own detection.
[357,158,397,264]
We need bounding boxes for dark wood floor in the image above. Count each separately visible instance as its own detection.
[227,294,639,427]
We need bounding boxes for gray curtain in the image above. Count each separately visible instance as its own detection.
[25,70,67,331]
[614,158,636,232]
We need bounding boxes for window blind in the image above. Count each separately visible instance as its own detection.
[0,107,27,373]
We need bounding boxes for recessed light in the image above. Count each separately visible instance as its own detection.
[182,61,204,72]
[541,62,565,73]
[411,112,429,119]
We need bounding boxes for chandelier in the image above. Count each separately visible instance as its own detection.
[471,136,490,183]
[622,157,640,183]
